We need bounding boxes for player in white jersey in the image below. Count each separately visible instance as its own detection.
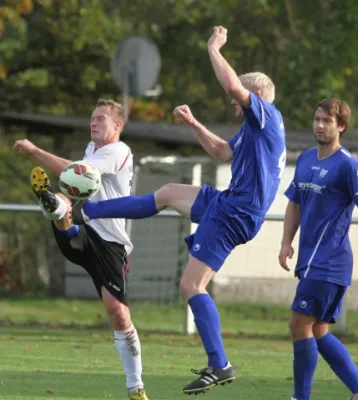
[13,99,150,400]
[83,139,133,252]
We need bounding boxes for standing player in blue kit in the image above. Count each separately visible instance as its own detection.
[72,26,286,395]
[279,98,358,400]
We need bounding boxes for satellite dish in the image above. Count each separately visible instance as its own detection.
[111,36,161,97]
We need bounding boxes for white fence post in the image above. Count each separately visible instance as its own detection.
[184,163,202,335]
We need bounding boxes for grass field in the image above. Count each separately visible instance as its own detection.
[1,298,358,400]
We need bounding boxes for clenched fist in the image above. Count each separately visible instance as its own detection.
[173,105,196,126]
[208,26,228,51]
[13,139,38,155]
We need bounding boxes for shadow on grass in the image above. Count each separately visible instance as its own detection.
[0,369,347,400]
[0,370,238,400]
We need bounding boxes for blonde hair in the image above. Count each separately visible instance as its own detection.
[239,72,275,103]
[96,98,125,121]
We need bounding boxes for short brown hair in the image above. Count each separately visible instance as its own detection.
[96,98,125,122]
[314,98,351,136]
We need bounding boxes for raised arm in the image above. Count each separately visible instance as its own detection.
[207,26,250,108]
[13,139,71,176]
[173,105,233,163]
[279,201,300,271]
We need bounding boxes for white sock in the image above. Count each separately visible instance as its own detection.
[114,324,144,392]
[40,195,67,221]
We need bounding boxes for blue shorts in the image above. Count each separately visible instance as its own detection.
[185,184,264,271]
[291,278,347,323]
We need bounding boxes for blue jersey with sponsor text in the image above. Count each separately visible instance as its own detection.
[285,147,358,286]
[227,92,286,216]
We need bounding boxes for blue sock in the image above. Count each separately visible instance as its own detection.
[83,193,158,220]
[188,293,227,369]
[56,224,79,239]
[317,332,358,393]
[293,337,318,400]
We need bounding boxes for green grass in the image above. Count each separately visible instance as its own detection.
[0,298,358,399]
[0,297,293,337]
[2,297,358,338]
[0,327,356,400]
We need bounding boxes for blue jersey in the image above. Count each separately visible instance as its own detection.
[228,92,286,216]
[285,147,358,286]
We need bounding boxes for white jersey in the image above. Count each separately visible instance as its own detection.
[83,141,133,254]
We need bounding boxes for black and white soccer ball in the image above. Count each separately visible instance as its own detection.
[59,161,101,201]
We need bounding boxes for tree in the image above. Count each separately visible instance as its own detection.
[2,0,358,126]
[1,0,132,114]
[2,0,358,294]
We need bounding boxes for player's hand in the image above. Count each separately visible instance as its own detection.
[208,26,227,51]
[278,244,294,271]
[13,139,38,155]
[173,105,196,126]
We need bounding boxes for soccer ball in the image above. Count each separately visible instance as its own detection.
[59,161,101,201]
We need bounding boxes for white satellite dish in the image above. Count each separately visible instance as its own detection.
[111,36,161,117]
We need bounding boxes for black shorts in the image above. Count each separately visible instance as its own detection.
[52,223,129,305]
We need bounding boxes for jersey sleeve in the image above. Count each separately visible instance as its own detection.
[344,158,358,206]
[242,92,276,131]
[86,143,131,175]
[228,131,242,152]
[284,157,301,204]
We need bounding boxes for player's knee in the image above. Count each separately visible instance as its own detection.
[102,288,131,330]
[107,304,131,330]
[289,315,313,341]
[112,311,131,330]
[312,322,329,339]
[155,183,179,209]
[288,317,298,335]
[289,319,304,341]
[179,276,200,299]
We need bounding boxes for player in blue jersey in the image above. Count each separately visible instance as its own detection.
[72,26,286,395]
[279,98,358,400]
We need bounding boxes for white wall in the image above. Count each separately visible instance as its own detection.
[215,164,358,284]
[215,163,296,215]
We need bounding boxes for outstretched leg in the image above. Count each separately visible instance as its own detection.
[71,183,201,224]
[31,166,75,232]
[31,166,68,219]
